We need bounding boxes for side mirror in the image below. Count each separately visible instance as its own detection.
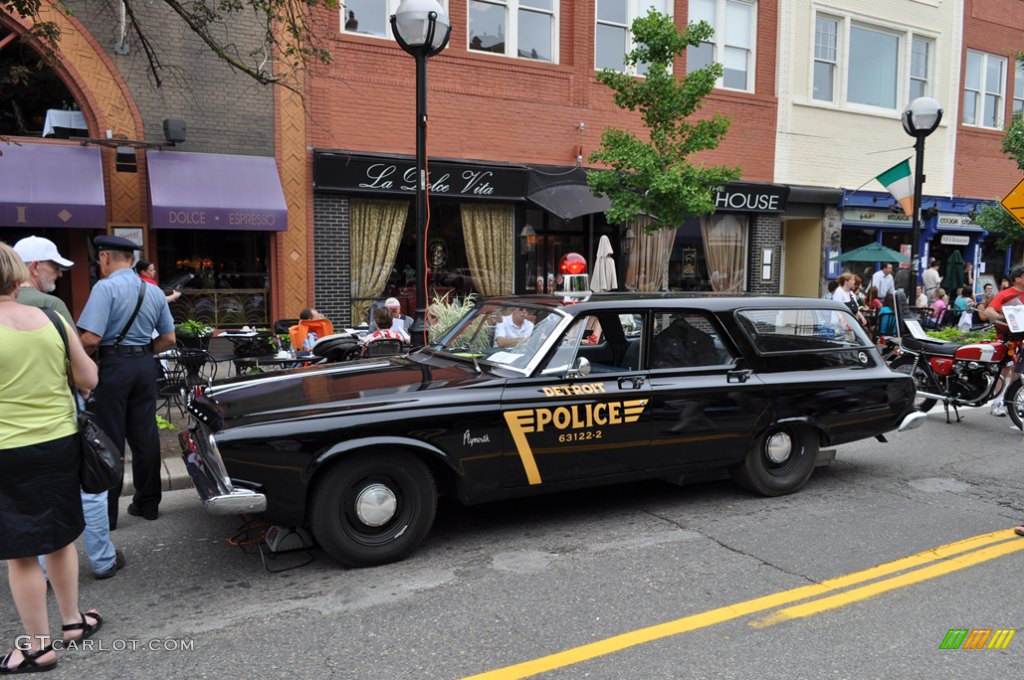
[567,356,591,379]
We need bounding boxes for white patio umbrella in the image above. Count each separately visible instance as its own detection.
[590,234,618,293]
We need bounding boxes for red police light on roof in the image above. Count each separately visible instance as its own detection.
[559,252,587,276]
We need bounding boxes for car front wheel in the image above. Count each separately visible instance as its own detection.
[310,452,437,568]
[730,424,818,497]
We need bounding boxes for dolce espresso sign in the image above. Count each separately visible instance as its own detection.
[314,153,529,201]
[713,183,789,213]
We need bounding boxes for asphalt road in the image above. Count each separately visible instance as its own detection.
[2,406,1022,679]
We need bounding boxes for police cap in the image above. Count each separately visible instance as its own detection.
[94,235,139,253]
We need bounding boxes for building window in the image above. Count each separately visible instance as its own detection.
[964,50,1006,129]
[468,0,558,63]
[595,0,671,75]
[848,25,899,109]
[686,0,756,92]
[341,0,449,41]
[1014,58,1024,119]
[813,16,837,101]
[811,13,933,111]
[909,37,931,101]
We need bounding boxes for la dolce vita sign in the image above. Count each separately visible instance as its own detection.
[313,154,529,201]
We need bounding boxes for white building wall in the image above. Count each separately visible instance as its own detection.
[775,0,962,195]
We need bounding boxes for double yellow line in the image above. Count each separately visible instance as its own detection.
[463,529,1024,680]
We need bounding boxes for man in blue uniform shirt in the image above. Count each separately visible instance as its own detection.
[78,236,176,528]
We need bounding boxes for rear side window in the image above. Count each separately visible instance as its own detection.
[650,311,733,369]
[736,308,872,354]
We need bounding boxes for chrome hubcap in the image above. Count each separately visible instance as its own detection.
[765,432,792,464]
[355,483,397,527]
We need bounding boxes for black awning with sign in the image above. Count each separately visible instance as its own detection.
[313,151,529,202]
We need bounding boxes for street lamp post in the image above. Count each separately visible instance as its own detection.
[901,96,943,303]
[391,0,450,347]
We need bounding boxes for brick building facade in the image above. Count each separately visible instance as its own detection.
[292,0,787,326]
[1,2,289,324]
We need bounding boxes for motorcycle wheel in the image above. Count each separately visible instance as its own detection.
[891,356,937,413]
[1005,379,1024,430]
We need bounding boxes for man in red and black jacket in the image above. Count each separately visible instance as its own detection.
[982,265,1024,419]
[984,266,1024,338]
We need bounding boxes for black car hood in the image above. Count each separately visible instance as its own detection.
[200,353,505,429]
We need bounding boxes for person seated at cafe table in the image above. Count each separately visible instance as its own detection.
[361,307,405,346]
[384,297,411,344]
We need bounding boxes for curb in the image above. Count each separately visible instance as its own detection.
[121,448,194,497]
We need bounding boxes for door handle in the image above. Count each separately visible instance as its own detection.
[727,369,752,384]
[618,376,645,389]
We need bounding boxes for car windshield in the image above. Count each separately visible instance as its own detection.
[430,302,568,371]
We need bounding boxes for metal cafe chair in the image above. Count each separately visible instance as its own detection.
[175,347,218,389]
[155,357,188,419]
[362,338,405,358]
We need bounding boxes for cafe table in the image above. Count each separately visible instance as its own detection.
[42,108,88,138]
[233,352,317,374]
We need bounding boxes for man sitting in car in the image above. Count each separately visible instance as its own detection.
[494,307,534,347]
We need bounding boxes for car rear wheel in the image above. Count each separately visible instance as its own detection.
[890,356,937,413]
[730,424,818,497]
[310,452,436,568]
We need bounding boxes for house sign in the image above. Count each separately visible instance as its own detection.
[713,183,789,214]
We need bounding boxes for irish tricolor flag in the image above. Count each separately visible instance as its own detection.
[875,159,914,216]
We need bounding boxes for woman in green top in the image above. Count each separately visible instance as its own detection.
[0,242,102,674]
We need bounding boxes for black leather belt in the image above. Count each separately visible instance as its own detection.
[98,345,151,357]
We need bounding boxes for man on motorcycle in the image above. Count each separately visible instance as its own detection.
[982,265,1024,416]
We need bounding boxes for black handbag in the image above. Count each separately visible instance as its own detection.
[43,310,124,494]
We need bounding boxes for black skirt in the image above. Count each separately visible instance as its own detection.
[0,433,84,559]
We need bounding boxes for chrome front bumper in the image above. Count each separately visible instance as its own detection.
[897,410,928,432]
[180,430,267,515]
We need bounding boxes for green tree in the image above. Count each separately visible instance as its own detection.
[988,84,1024,246]
[1002,111,1024,172]
[587,9,740,232]
[2,0,336,88]
[975,203,1024,250]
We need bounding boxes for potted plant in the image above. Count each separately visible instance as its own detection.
[428,293,477,344]
[175,319,214,350]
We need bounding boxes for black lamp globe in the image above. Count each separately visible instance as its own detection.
[903,96,942,137]
[391,0,451,57]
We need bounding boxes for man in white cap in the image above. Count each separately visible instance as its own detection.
[12,236,126,579]
[384,297,411,343]
[12,236,74,324]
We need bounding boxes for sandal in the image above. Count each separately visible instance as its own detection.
[1015,526,1024,537]
[61,611,102,644]
[0,643,57,674]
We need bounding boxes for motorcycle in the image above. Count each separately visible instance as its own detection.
[890,335,1022,422]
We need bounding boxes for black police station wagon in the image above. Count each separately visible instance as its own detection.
[181,294,924,567]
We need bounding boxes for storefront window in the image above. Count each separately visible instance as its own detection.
[521,208,585,294]
[638,215,749,293]
[0,24,82,138]
[351,198,515,325]
[157,229,269,327]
